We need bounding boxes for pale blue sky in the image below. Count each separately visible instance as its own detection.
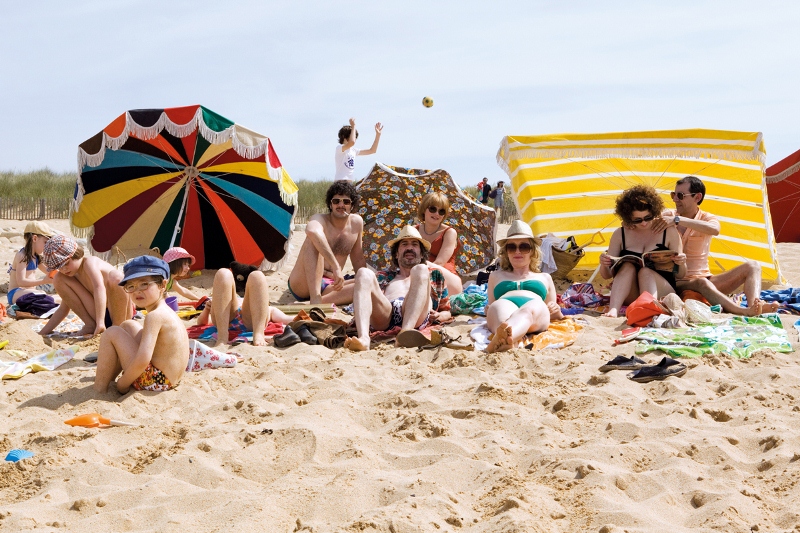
[2,1,799,186]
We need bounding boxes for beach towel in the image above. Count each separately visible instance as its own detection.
[470,317,584,351]
[1,346,77,379]
[187,322,285,343]
[450,284,488,316]
[31,312,85,337]
[748,288,800,314]
[634,314,791,359]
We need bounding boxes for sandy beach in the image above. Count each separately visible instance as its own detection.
[1,218,799,533]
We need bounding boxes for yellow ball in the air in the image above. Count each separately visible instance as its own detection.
[422,96,434,108]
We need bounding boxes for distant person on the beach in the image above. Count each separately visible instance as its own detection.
[94,256,189,393]
[6,221,56,305]
[162,247,201,300]
[287,181,366,305]
[598,185,686,318]
[490,181,505,213]
[334,118,383,181]
[39,235,132,337]
[344,226,450,351]
[415,192,463,295]
[651,175,779,315]
[196,267,291,347]
[478,177,491,204]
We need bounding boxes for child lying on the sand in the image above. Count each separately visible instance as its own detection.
[94,256,189,394]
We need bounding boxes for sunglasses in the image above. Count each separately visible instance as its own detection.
[505,242,532,253]
[427,206,447,216]
[630,214,655,225]
[331,198,352,205]
[123,280,161,293]
[670,191,697,200]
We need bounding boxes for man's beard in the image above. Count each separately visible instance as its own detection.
[398,251,421,269]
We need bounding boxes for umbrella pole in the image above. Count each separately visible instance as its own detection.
[169,179,191,250]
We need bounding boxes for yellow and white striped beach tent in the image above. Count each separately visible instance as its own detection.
[496,129,784,284]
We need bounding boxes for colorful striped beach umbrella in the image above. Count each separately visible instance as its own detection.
[496,129,784,284]
[71,105,298,270]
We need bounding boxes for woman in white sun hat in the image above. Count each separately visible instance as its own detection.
[485,220,564,352]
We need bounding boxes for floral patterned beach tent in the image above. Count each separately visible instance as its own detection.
[356,163,496,275]
[71,105,298,270]
[497,129,785,284]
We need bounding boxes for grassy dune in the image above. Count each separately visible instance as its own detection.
[0,171,516,222]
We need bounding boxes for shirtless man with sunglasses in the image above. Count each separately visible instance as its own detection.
[287,181,366,304]
[650,175,779,316]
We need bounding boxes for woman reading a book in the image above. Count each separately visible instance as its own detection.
[599,185,686,318]
[485,220,564,352]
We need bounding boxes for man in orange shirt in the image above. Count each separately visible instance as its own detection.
[651,176,778,316]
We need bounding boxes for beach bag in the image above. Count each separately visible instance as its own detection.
[488,188,498,199]
[625,291,669,326]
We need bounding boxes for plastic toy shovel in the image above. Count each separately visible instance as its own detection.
[64,413,137,428]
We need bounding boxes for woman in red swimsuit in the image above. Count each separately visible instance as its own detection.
[415,192,463,295]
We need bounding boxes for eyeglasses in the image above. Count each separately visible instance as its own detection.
[427,206,447,216]
[331,198,352,205]
[505,242,532,253]
[630,214,655,225]
[123,280,160,293]
[670,191,697,201]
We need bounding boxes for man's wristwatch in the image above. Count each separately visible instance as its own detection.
[673,216,680,226]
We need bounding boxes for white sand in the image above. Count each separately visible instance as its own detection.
[1,219,798,532]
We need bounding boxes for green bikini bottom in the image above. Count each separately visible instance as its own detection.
[501,295,536,307]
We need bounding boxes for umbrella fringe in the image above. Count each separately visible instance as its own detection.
[198,120,233,146]
[232,134,268,159]
[164,107,203,138]
[280,190,298,206]
[127,111,167,141]
[78,146,108,170]
[766,160,800,184]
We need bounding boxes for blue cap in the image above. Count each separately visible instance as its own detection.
[119,255,170,285]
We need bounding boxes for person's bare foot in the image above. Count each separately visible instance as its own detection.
[745,299,764,317]
[760,301,780,313]
[252,332,266,346]
[344,336,369,351]
[76,325,96,337]
[602,308,619,318]
[486,323,513,353]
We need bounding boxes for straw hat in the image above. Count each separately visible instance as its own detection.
[386,225,431,251]
[497,220,542,248]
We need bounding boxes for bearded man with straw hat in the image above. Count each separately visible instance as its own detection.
[344,226,451,351]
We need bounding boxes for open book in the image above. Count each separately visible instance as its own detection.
[609,250,677,274]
